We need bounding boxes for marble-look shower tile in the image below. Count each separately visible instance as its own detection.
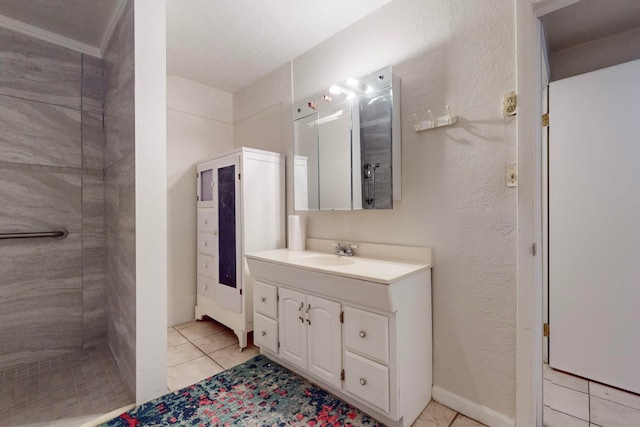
[0,94,82,168]
[83,111,105,170]
[0,233,82,369]
[83,175,105,238]
[0,27,81,109]
[0,169,81,233]
[82,55,104,114]
[83,286,106,348]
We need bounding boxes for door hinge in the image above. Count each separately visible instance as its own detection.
[278,341,280,349]
[543,323,550,337]
[340,311,344,323]
[542,113,549,127]
[196,195,199,201]
[531,243,537,256]
[239,289,243,295]
[340,369,345,381]
[238,173,241,180]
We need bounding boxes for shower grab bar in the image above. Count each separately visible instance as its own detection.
[0,229,69,240]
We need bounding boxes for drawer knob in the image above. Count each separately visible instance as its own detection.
[203,263,208,268]
[204,241,208,246]
[204,219,208,224]
[359,331,366,338]
[260,297,266,302]
[261,331,266,336]
[359,378,367,386]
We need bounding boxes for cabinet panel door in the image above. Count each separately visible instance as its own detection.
[307,295,342,388]
[278,288,307,369]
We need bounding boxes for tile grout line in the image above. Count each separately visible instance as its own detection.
[588,380,591,424]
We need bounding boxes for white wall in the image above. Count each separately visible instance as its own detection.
[134,0,168,404]
[237,0,518,421]
[167,75,233,326]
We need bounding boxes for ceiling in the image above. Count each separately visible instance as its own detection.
[542,0,640,52]
[0,0,391,93]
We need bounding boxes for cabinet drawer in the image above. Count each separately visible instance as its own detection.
[344,351,389,413]
[197,232,217,256]
[197,254,217,280]
[254,281,277,318]
[197,274,216,300]
[198,209,216,233]
[344,306,389,364]
[254,312,278,353]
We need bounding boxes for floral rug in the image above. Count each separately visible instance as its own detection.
[101,354,384,426]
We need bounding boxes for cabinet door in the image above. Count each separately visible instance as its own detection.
[307,295,342,388]
[197,161,215,209]
[278,288,307,370]
[212,155,242,313]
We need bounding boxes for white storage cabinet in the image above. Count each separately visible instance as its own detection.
[196,148,285,349]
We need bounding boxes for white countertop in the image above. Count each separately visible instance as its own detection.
[245,249,431,284]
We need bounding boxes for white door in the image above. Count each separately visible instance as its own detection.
[307,295,342,388]
[213,155,242,313]
[278,288,307,369]
[549,59,640,393]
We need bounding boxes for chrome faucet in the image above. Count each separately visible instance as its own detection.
[334,242,358,257]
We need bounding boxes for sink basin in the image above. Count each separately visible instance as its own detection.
[299,255,354,267]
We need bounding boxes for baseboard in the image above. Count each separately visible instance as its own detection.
[432,386,515,427]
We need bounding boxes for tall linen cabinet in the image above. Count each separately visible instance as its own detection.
[196,148,285,349]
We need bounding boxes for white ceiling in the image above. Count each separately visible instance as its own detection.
[0,0,391,94]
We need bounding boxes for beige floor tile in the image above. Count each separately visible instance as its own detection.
[590,381,640,410]
[543,405,589,427]
[167,326,174,333]
[209,344,260,369]
[450,414,487,427]
[173,321,197,330]
[544,364,589,393]
[590,395,640,427]
[167,356,224,391]
[179,319,228,339]
[190,327,238,354]
[414,400,457,426]
[167,342,204,367]
[544,379,589,421]
[167,331,189,347]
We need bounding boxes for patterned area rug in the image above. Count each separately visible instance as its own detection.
[101,354,384,426]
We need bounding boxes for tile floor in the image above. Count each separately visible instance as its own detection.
[170,318,488,427]
[543,363,640,427]
[0,344,133,427]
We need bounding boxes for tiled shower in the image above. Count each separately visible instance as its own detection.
[0,0,136,423]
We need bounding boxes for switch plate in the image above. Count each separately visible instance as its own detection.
[506,164,518,187]
[503,92,517,116]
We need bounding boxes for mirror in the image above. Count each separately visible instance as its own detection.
[293,66,401,211]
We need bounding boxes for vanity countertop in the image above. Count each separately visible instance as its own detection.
[245,249,431,285]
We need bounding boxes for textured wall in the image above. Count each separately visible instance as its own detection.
[0,26,106,368]
[103,0,136,398]
[233,0,518,419]
[167,75,233,326]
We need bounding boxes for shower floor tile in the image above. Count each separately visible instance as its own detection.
[0,344,133,427]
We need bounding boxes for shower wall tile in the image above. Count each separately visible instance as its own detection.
[104,0,135,169]
[83,175,106,347]
[0,27,81,109]
[0,233,82,369]
[0,94,82,168]
[83,111,105,170]
[82,55,104,115]
[0,169,82,234]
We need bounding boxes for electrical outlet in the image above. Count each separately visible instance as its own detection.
[503,92,517,117]
[505,164,518,187]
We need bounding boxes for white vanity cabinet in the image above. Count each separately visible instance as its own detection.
[246,243,433,427]
[196,148,285,349]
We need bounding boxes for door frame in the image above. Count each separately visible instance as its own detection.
[515,1,574,425]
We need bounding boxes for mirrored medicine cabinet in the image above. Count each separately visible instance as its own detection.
[293,66,401,211]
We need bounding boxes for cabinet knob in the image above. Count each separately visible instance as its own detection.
[260,297,266,302]
[214,230,218,235]
[204,219,208,224]
[359,331,366,338]
[203,241,208,246]
[261,331,266,336]
[359,378,367,386]
[203,263,208,268]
